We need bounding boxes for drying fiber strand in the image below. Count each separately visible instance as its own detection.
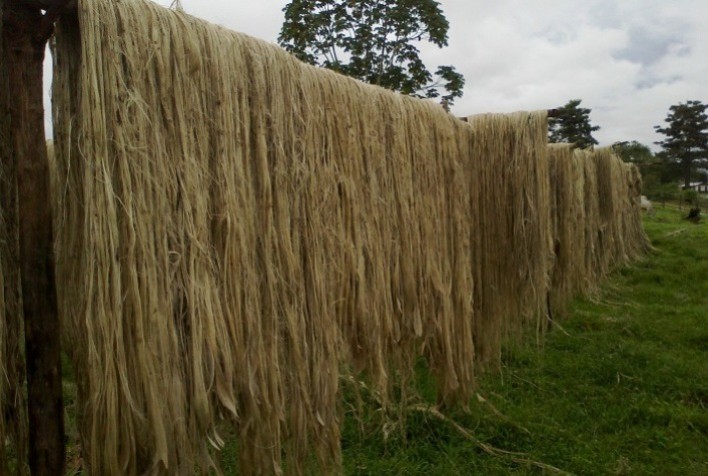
[548,144,587,314]
[465,112,553,364]
[51,0,480,472]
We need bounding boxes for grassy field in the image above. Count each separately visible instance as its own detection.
[338,206,707,475]
[57,206,706,474]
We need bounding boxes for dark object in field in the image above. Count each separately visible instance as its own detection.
[685,208,701,223]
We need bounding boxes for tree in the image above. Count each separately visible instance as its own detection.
[548,99,600,149]
[654,100,708,189]
[611,141,683,201]
[278,0,465,105]
[612,140,657,181]
[612,140,653,164]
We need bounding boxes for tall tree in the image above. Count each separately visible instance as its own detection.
[278,0,465,105]
[654,100,708,189]
[548,99,600,149]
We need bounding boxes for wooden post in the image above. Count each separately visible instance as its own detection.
[1,0,70,473]
[459,109,561,122]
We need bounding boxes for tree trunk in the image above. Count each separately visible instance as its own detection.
[1,1,65,474]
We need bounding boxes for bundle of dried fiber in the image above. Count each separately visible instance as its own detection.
[592,147,651,275]
[465,112,553,366]
[575,147,650,294]
[548,144,579,316]
[53,2,296,472]
[51,0,478,472]
[578,148,603,293]
[548,144,651,321]
[610,160,647,262]
[0,7,29,472]
[624,164,651,257]
[410,104,476,406]
[567,148,590,297]
[593,148,627,271]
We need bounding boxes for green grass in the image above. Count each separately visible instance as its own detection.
[338,207,707,475]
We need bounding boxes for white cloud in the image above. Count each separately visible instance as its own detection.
[433,0,707,148]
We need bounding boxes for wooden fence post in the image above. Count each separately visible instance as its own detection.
[1,1,71,473]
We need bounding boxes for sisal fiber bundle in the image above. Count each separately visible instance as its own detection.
[548,146,649,307]
[624,163,651,257]
[577,148,603,292]
[548,144,587,315]
[51,0,478,472]
[594,148,626,272]
[612,159,651,260]
[549,145,650,318]
[465,112,553,365]
[581,147,650,283]
[567,148,590,296]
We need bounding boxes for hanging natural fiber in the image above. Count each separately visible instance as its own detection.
[547,146,650,314]
[548,144,587,315]
[579,147,649,284]
[51,0,480,473]
[624,163,651,257]
[465,112,553,365]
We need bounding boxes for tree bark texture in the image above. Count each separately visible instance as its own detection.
[1,1,65,474]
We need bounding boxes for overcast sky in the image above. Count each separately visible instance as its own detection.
[45,0,708,149]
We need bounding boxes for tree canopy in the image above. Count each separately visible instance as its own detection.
[611,140,681,201]
[278,0,465,105]
[654,100,708,189]
[612,140,653,164]
[548,99,600,149]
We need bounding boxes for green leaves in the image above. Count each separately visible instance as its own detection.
[654,100,708,188]
[612,141,653,164]
[279,0,464,105]
[548,99,600,150]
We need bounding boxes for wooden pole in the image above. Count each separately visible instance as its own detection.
[459,108,562,122]
[1,1,70,473]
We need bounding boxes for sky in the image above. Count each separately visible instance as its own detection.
[44,0,708,150]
